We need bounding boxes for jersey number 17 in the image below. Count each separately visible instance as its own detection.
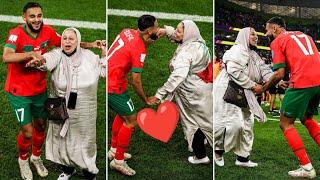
[290,34,314,56]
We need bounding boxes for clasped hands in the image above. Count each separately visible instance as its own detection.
[251,80,289,94]
[146,96,160,105]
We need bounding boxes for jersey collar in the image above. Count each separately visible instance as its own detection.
[22,24,39,39]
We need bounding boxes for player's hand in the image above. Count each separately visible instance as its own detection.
[25,58,44,67]
[99,40,107,57]
[279,80,289,89]
[25,52,45,67]
[92,40,106,49]
[147,96,160,105]
[252,83,264,95]
[156,28,166,38]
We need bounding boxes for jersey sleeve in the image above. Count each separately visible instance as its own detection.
[130,44,146,73]
[4,29,20,51]
[271,39,286,70]
[49,27,61,47]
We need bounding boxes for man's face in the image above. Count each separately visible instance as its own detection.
[174,22,184,43]
[23,7,43,33]
[146,20,160,44]
[265,23,277,43]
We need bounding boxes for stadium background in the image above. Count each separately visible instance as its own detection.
[0,1,106,179]
[215,0,320,179]
[108,0,213,179]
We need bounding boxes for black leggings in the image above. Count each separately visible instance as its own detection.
[192,129,207,159]
[61,165,96,180]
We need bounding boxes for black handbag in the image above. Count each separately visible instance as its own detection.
[45,97,69,123]
[223,80,248,108]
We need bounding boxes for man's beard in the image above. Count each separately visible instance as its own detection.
[249,44,257,50]
[267,34,275,44]
[150,33,158,40]
[27,21,43,33]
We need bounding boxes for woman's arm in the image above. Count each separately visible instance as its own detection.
[259,60,274,82]
[157,26,176,42]
[25,49,61,71]
[226,60,256,89]
[155,50,192,100]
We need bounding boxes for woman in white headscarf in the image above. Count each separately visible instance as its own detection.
[213,27,273,167]
[150,20,213,164]
[27,27,106,179]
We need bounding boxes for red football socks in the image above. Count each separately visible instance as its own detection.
[17,132,31,160]
[32,128,45,157]
[304,118,320,147]
[284,127,310,165]
[115,124,134,160]
[111,115,124,148]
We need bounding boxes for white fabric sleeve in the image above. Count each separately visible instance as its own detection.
[259,60,273,82]
[42,49,62,72]
[155,50,192,100]
[98,56,106,78]
[164,25,176,42]
[226,60,256,89]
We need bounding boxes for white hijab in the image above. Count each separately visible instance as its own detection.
[181,20,205,45]
[224,27,268,123]
[60,27,83,137]
[235,27,251,51]
[61,27,82,106]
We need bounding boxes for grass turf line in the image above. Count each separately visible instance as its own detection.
[0,21,106,180]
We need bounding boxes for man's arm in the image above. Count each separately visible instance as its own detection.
[131,72,148,103]
[252,67,285,94]
[80,40,106,49]
[2,47,34,63]
[262,67,285,91]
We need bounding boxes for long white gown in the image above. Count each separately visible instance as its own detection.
[155,21,213,151]
[43,28,105,174]
[214,27,273,157]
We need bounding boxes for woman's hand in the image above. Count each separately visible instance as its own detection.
[25,52,45,67]
[156,28,166,38]
[251,83,264,94]
[147,96,160,105]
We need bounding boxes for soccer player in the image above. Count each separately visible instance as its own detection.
[253,17,320,178]
[107,15,159,176]
[2,2,101,180]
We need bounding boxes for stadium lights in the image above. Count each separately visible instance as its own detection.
[216,40,271,50]
[231,27,320,44]
[231,27,266,36]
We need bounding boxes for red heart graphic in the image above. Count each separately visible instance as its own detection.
[137,101,179,143]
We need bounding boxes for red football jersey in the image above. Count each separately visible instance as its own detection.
[271,31,320,88]
[4,24,61,96]
[107,29,147,94]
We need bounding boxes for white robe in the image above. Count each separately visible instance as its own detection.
[43,28,105,174]
[214,27,273,157]
[155,23,213,151]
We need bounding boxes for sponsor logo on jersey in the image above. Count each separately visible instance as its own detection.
[140,54,146,63]
[8,35,18,42]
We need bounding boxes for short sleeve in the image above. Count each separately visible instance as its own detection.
[130,44,146,73]
[4,29,20,51]
[271,39,286,70]
[49,27,61,47]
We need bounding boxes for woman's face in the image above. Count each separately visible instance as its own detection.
[249,28,258,46]
[174,22,184,42]
[62,29,78,54]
